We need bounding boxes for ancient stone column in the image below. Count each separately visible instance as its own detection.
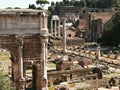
[19,37,24,79]
[58,20,60,37]
[63,18,67,53]
[42,39,48,90]
[54,20,57,37]
[45,39,48,73]
[40,12,48,90]
[51,20,53,36]
[18,37,25,90]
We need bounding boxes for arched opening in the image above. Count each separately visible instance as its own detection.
[24,63,33,90]
[0,49,11,74]
[0,48,15,89]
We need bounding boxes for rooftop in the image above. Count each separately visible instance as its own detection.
[92,12,115,24]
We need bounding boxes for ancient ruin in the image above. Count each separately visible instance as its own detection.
[0,9,48,90]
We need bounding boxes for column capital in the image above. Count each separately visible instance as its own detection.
[18,38,24,48]
[16,36,24,47]
[41,38,48,44]
[40,28,48,37]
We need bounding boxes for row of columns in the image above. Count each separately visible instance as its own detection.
[51,17,67,53]
[50,15,60,37]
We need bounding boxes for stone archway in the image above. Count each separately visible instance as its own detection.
[0,36,19,74]
[0,35,48,90]
[0,36,20,89]
[0,9,48,90]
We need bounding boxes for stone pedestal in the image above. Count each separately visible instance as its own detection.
[18,78,25,90]
[96,44,100,60]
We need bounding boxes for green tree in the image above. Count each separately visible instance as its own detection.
[36,7,42,10]
[69,0,75,5]
[0,71,15,90]
[59,1,64,5]
[51,1,55,6]
[63,0,69,5]
[14,7,21,9]
[98,13,120,46]
[74,1,80,6]
[36,0,49,9]
[80,0,86,7]
[28,4,36,9]
[56,2,59,6]
[86,0,91,7]
[6,7,12,9]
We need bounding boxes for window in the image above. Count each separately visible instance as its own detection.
[68,34,71,37]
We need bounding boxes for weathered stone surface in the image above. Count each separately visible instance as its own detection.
[0,9,48,90]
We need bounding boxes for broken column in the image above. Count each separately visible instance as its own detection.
[114,52,119,59]
[107,50,112,58]
[96,44,100,60]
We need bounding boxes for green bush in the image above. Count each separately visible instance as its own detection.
[0,71,15,90]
